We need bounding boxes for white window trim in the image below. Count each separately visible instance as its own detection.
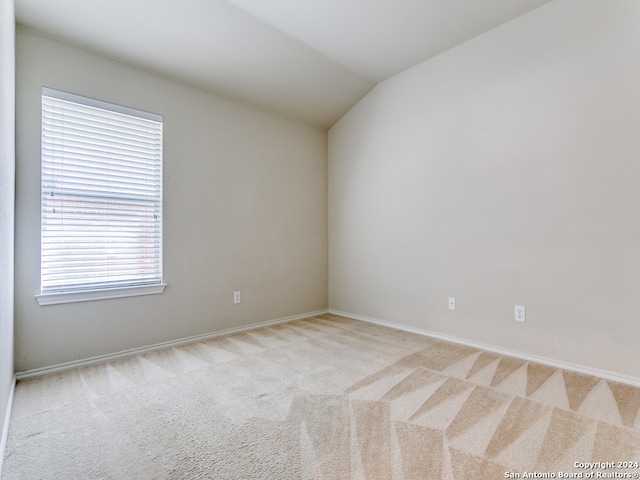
[36,283,167,306]
[38,88,166,305]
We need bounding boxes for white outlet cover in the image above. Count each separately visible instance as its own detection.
[515,305,525,322]
[234,291,241,304]
[448,297,455,310]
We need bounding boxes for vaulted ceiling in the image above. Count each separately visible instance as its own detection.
[15,0,553,129]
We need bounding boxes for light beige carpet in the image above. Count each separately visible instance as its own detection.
[2,314,640,479]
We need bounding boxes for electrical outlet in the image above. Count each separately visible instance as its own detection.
[448,297,456,310]
[515,305,525,322]
[234,291,241,305]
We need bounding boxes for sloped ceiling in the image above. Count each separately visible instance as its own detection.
[15,0,553,129]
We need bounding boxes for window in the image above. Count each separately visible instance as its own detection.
[36,88,165,305]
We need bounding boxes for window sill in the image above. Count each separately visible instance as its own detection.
[35,283,167,306]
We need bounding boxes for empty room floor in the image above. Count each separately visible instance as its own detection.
[2,314,640,479]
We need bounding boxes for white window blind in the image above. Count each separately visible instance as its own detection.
[41,88,163,295]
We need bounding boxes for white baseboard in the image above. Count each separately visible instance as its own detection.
[17,306,639,387]
[0,375,16,478]
[16,309,329,380]
[330,309,640,388]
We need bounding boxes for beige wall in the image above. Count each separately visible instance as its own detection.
[329,0,640,380]
[15,28,328,372]
[13,1,640,382]
[0,0,15,439]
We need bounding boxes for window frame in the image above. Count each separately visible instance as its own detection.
[36,88,166,306]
